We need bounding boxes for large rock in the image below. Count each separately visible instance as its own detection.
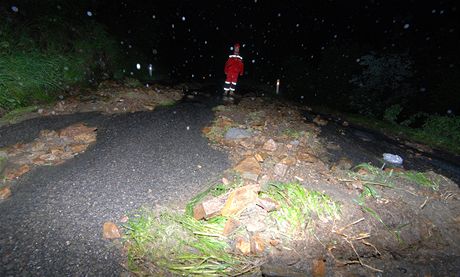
[221,184,261,216]
[224,128,252,140]
[233,156,261,181]
[262,139,278,152]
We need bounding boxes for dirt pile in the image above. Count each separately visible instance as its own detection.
[0,123,97,199]
[198,96,460,276]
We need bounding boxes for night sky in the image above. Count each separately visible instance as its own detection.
[3,0,459,110]
[91,0,459,83]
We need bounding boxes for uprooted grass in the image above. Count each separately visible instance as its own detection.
[124,210,257,276]
[399,170,439,191]
[261,182,341,235]
[185,175,244,216]
[348,163,439,191]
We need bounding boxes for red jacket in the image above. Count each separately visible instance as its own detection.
[224,55,244,82]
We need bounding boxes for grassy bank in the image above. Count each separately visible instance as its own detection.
[0,15,123,113]
[313,106,460,155]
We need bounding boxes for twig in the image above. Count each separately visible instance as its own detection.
[345,237,383,273]
[419,197,429,209]
[335,217,365,233]
[362,239,381,256]
[193,231,226,239]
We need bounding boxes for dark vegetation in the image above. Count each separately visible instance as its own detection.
[0,1,159,115]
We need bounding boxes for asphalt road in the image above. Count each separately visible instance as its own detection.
[0,97,229,276]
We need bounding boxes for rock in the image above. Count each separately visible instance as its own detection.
[342,121,349,127]
[239,139,255,149]
[263,139,278,152]
[39,153,57,161]
[222,177,230,185]
[119,215,129,223]
[74,133,97,144]
[103,221,121,239]
[312,259,326,277]
[223,218,240,236]
[31,141,47,152]
[235,236,251,255]
[144,105,155,111]
[280,156,296,166]
[193,193,228,220]
[221,184,261,216]
[224,128,252,140]
[333,157,353,171]
[246,221,267,233]
[274,163,288,177]
[296,151,318,163]
[5,164,30,180]
[0,186,12,200]
[0,151,7,174]
[313,115,328,126]
[233,156,261,181]
[256,197,279,212]
[70,144,88,153]
[250,233,266,254]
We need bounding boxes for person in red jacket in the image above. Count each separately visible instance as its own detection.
[223,43,244,101]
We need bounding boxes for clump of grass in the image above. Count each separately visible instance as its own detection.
[158,99,176,107]
[350,163,395,188]
[124,77,143,88]
[399,171,439,191]
[0,105,38,125]
[282,129,303,140]
[261,182,341,235]
[124,210,254,276]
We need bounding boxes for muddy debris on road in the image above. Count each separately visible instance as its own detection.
[195,96,460,276]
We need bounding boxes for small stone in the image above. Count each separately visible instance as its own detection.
[223,218,240,236]
[313,115,328,126]
[0,186,12,200]
[250,233,266,254]
[39,153,57,161]
[103,221,121,239]
[235,237,251,255]
[269,239,281,246]
[296,151,318,163]
[281,156,296,166]
[312,258,326,277]
[70,144,88,153]
[262,139,277,152]
[274,163,288,177]
[342,121,349,127]
[254,153,264,162]
[233,157,261,181]
[37,108,44,114]
[222,177,230,185]
[119,215,129,223]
